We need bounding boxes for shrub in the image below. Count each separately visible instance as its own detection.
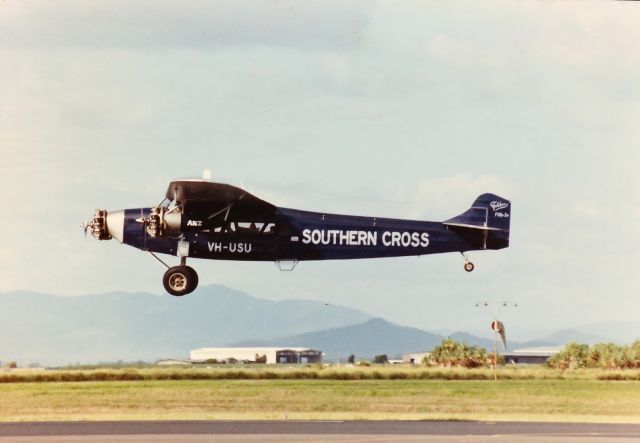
[427,339,489,368]
[373,354,388,364]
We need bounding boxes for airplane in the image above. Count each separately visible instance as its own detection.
[84,179,511,296]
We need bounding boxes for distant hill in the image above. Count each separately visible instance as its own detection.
[0,285,371,365]
[231,317,445,360]
[538,329,609,346]
[568,322,640,345]
[1,286,636,366]
[448,332,556,351]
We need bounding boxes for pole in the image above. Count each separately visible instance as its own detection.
[493,329,497,381]
[475,300,518,382]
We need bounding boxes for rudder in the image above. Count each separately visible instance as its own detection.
[443,193,511,250]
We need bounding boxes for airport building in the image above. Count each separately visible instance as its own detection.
[399,347,563,365]
[190,347,323,364]
[402,352,430,364]
[501,346,562,364]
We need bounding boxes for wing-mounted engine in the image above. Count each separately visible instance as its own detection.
[142,206,182,238]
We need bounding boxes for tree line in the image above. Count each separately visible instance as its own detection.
[420,339,640,370]
[547,341,640,370]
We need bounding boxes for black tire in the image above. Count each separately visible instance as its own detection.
[185,266,199,292]
[464,262,475,272]
[163,266,197,296]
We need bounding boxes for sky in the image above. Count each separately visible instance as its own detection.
[1,0,639,338]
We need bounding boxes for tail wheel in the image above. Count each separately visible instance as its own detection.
[163,266,198,296]
[464,261,475,272]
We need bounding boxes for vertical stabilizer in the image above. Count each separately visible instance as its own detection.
[443,193,511,249]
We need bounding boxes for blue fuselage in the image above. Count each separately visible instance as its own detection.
[121,206,506,262]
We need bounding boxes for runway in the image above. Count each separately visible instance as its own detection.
[1,421,640,442]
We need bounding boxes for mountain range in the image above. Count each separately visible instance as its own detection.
[231,317,445,360]
[0,285,637,365]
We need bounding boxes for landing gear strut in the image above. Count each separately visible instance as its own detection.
[461,252,475,272]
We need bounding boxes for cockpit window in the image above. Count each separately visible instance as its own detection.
[232,222,276,234]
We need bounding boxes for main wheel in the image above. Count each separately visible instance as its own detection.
[163,266,198,296]
[464,261,475,272]
[185,266,198,291]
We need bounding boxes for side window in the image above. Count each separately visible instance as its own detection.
[237,222,262,232]
[216,221,276,234]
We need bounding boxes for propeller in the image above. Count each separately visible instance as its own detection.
[81,209,109,240]
[81,220,91,238]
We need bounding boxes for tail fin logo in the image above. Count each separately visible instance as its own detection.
[490,201,509,212]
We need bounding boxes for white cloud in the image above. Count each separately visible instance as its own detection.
[572,201,600,218]
[0,248,10,263]
[523,1,640,67]
[424,34,496,70]
[316,53,355,88]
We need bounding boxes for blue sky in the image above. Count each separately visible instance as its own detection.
[1,1,639,337]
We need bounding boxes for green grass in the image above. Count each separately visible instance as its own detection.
[1,367,640,422]
[4,365,640,382]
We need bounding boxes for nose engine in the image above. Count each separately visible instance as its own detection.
[87,209,110,240]
[85,209,125,242]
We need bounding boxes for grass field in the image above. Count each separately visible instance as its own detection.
[3,364,640,382]
[1,366,640,422]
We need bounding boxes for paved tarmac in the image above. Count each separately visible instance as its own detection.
[0,420,639,442]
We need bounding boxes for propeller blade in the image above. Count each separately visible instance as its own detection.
[81,221,90,239]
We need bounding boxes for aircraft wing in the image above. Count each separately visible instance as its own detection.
[166,180,276,216]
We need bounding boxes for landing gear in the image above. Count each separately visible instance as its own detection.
[162,266,199,296]
[461,252,475,272]
[149,251,200,296]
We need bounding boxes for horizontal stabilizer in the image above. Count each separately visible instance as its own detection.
[443,222,504,231]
